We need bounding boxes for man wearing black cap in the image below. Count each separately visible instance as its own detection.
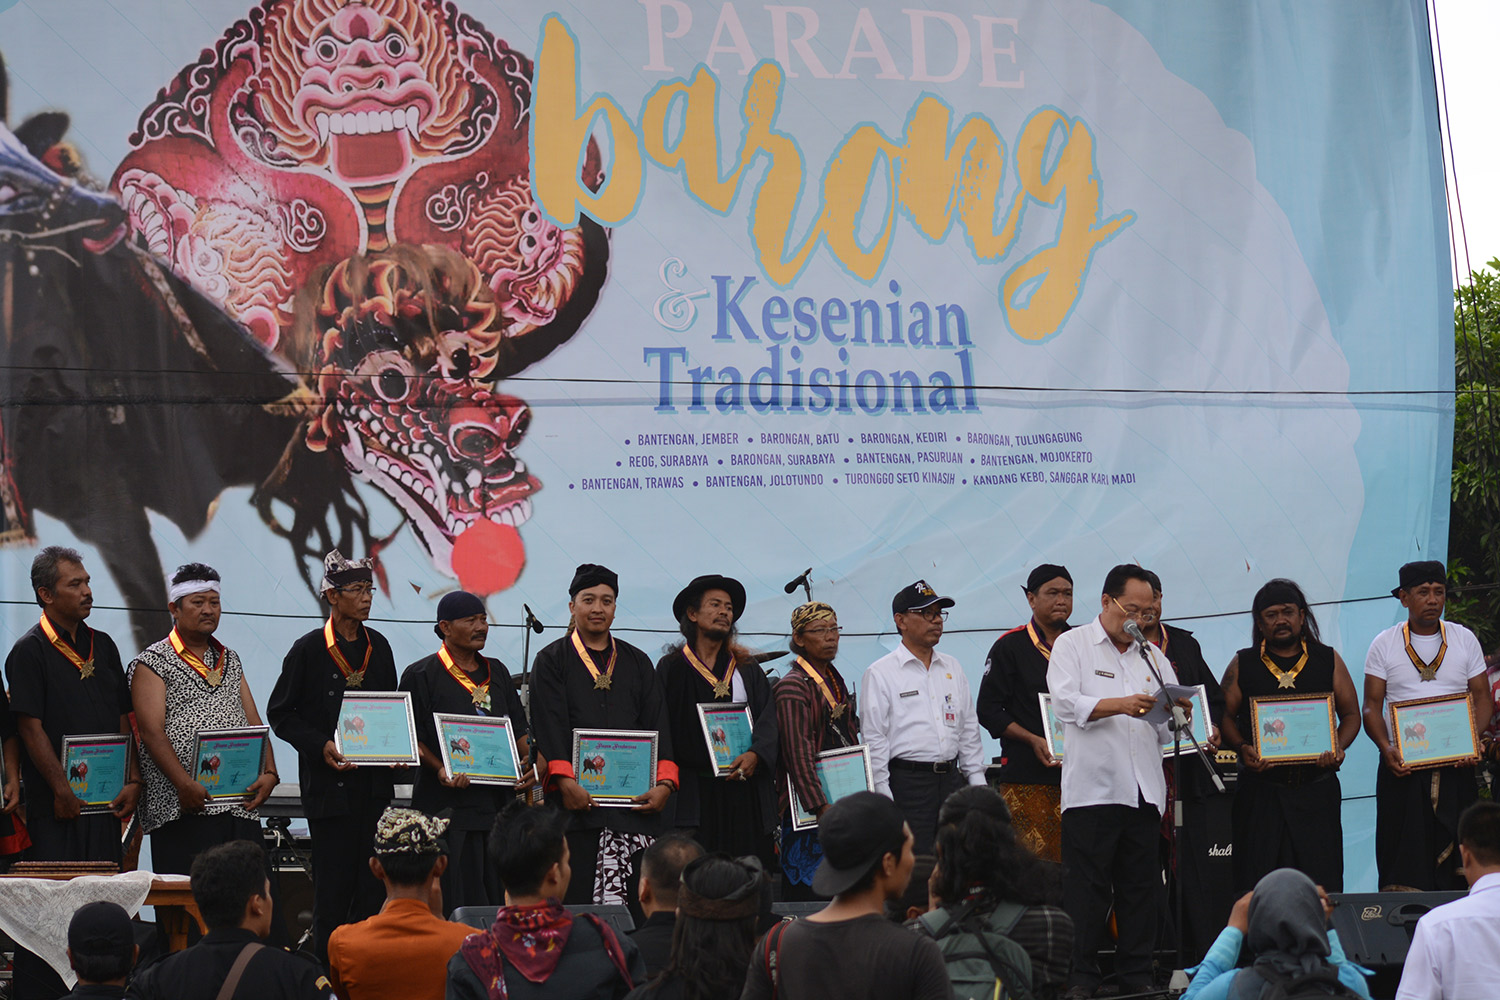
[977,564,1073,863]
[862,580,986,855]
[1363,561,1493,891]
[530,564,677,910]
[63,901,136,999]
[658,574,778,865]
[1220,579,1360,894]
[742,791,949,1000]
[399,590,528,910]
[267,549,399,961]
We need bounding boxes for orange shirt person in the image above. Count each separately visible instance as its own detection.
[327,807,474,1000]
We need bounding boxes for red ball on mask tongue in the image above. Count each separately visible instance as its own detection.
[451,520,525,596]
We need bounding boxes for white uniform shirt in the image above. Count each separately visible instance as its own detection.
[1046,616,1172,813]
[1395,871,1500,1000]
[861,642,987,796]
[1364,620,1486,741]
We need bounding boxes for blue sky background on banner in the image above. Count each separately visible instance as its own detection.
[0,1,1451,890]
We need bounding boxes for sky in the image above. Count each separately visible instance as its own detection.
[1434,0,1500,281]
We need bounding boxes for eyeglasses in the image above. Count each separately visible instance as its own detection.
[336,585,375,596]
[1110,596,1148,618]
[801,626,841,637]
[903,608,949,622]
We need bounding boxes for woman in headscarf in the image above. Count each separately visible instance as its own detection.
[623,853,766,1000]
[1182,867,1370,999]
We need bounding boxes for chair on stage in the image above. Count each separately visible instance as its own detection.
[449,904,636,937]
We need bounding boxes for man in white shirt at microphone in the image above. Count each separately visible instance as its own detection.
[862,580,987,855]
[1048,564,1184,999]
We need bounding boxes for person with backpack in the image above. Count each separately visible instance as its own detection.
[740,791,949,1000]
[446,800,647,1000]
[918,786,1073,1000]
[1182,868,1370,1000]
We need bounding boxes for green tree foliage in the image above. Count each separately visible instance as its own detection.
[1448,258,1500,648]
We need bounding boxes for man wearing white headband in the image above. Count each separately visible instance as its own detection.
[130,563,279,892]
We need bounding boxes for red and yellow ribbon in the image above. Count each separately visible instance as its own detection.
[438,645,491,710]
[39,614,93,678]
[324,619,370,688]
[170,627,227,687]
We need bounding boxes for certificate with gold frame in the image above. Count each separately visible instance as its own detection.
[1250,693,1335,765]
[1390,692,1480,769]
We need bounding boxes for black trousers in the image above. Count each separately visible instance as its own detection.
[442,825,501,913]
[150,811,287,947]
[564,827,646,926]
[887,763,966,856]
[1062,799,1161,992]
[307,801,387,962]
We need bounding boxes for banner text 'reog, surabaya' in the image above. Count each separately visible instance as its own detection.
[530,15,1135,343]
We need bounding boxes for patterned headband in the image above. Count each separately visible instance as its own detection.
[791,602,836,632]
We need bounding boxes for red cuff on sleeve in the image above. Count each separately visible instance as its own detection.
[547,758,577,782]
[655,760,679,786]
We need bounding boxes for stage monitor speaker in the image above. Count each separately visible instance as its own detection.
[1328,890,1465,994]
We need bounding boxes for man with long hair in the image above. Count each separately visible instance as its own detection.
[1221,579,1360,893]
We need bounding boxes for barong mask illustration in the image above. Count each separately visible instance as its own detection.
[111,0,610,595]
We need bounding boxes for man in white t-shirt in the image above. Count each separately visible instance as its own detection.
[1396,801,1500,1000]
[1362,561,1495,891]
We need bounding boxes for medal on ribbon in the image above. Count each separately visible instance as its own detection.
[39,614,94,678]
[571,631,617,690]
[438,645,491,711]
[170,628,226,686]
[324,619,370,688]
[684,645,734,698]
[1261,640,1308,690]
[796,656,846,719]
[1402,622,1446,682]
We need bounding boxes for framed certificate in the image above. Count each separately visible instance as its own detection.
[61,734,131,814]
[697,703,754,776]
[1163,684,1213,757]
[435,713,522,786]
[1390,693,1480,769]
[1251,693,1336,765]
[191,727,269,802]
[788,744,876,831]
[573,728,659,806]
[335,691,419,765]
[1037,693,1065,762]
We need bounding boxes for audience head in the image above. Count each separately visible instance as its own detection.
[1245,869,1331,978]
[639,833,704,916]
[933,785,1047,908]
[67,901,136,985]
[1459,801,1500,880]
[489,799,571,902]
[885,854,937,922]
[371,807,450,888]
[814,791,915,901]
[1251,578,1320,647]
[663,854,767,1000]
[191,840,274,936]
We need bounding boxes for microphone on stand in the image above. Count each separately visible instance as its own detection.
[783,568,813,595]
[1122,619,1148,646]
[522,604,545,634]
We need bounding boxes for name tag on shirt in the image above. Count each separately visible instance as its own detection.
[943,693,957,728]
[899,690,919,698]
[1095,669,1115,679]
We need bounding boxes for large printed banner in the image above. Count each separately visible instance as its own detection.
[0,1,1451,886]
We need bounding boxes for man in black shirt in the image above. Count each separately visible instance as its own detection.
[61,902,137,1000]
[976,564,1072,862]
[127,840,332,1000]
[531,564,676,910]
[742,791,949,1000]
[400,589,528,909]
[629,834,703,978]
[266,550,398,961]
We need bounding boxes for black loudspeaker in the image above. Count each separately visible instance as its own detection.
[1328,891,1465,995]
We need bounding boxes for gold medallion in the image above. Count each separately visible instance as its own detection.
[1420,665,1439,682]
[80,660,95,679]
[206,668,224,687]
[1277,673,1297,690]
[831,703,846,719]
[347,670,365,689]
[594,674,612,691]
[712,679,731,698]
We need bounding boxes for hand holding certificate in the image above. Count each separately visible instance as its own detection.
[1250,694,1336,765]
[788,745,875,831]
[697,703,754,778]
[572,729,659,808]
[1390,693,1480,769]
[61,734,132,815]
[335,692,419,765]
[192,727,271,804]
[436,713,522,786]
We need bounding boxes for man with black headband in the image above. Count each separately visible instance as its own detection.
[1363,561,1493,891]
[132,563,278,880]
[977,564,1073,863]
[775,600,860,901]
[400,590,528,910]
[530,564,677,911]
[268,549,399,960]
[658,574,778,865]
[1221,578,1360,893]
